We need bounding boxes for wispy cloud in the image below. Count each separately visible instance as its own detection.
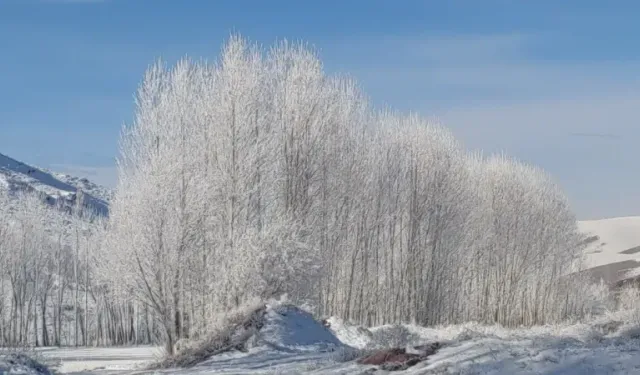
[40,0,108,3]
[328,32,640,105]
[569,133,621,139]
[377,33,535,63]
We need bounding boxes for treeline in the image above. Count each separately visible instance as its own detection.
[0,36,597,352]
[0,191,163,347]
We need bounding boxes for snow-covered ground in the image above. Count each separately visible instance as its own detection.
[150,317,640,374]
[0,347,159,374]
[44,347,159,374]
[19,307,640,374]
[20,335,640,374]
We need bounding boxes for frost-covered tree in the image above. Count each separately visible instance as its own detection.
[0,187,122,348]
[103,36,595,340]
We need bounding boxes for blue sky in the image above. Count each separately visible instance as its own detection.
[0,0,638,219]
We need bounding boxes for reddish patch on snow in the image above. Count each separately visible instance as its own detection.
[358,348,419,365]
[357,342,442,371]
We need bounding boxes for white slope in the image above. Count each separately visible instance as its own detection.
[578,216,640,284]
[53,172,114,204]
[0,152,110,215]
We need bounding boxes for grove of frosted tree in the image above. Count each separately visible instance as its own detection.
[0,36,596,352]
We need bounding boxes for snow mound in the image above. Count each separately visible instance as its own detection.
[251,304,344,352]
[0,353,53,375]
[152,304,344,370]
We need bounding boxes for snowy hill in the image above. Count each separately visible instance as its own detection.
[578,216,640,285]
[0,152,111,215]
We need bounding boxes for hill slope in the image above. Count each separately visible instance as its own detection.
[0,152,111,215]
[578,216,640,285]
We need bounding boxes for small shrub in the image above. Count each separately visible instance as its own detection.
[454,327,489,342]
[581,327,604,344]
[331,346,375,363]
[173,338,194,355]
[368,325,420,349]
[0,353,53,375]
[618,325,640,340]
[617,285,640,325]
[593,320,623,335]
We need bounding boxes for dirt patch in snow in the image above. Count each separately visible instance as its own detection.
[357,342,443,371]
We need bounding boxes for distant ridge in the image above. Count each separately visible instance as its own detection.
[578,216,640,286]
[0,152,111,215]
